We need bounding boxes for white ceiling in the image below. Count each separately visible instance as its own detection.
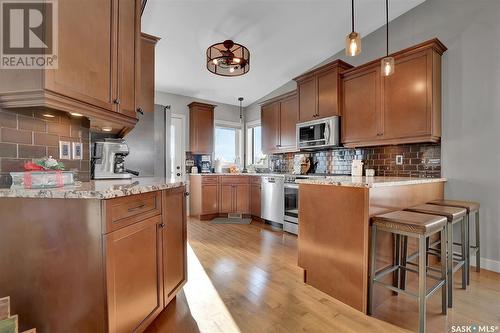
[142,0,425,107]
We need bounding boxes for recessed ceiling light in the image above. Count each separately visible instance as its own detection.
[70,112,83,117]
[43,114,55,118]
[101,126,112,132]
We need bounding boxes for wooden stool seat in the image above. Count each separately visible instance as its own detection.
[372,211,447,235]
[405,204,466,222]
[428,199,479,213]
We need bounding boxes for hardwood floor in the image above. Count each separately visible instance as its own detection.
[146,218,500,333]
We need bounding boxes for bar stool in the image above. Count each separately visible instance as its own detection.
[428,199,480,285]
[369,211,448,333]
[404,204,467,308]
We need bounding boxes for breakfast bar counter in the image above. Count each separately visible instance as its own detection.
[297,177,446,314]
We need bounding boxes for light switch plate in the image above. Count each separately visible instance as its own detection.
[59,141,71,159]
[395,155,403,165]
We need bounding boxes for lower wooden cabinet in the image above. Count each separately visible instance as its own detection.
[250,183,261,218]
[190,175,255,219]
[162,187,187,306]
[105,187,187,333]
[105,215,163,333]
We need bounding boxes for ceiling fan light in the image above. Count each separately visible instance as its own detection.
[206,40,250,77]
[345,31,361,56]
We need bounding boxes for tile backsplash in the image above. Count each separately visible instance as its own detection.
[269,143,441,178]
[0,108,91,186]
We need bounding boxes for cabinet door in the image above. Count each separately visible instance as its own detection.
[138,35,158,113]
[382,50,432,140]
[116,0,140,117]
[201,184,218,215]
[234,184,250,214]
[162,188,187,306]
[250,183,261,217]
[298,77,317,122]
[190,107,214,154]
[105,215,162,333]
[279,94,299,150]
[342,67,382,144]
[317,69,340,117]
[44,0,114,111]
[219,185,234,213]
[261,102,280,153]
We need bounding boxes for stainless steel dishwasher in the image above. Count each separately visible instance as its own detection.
[261,176,284,226]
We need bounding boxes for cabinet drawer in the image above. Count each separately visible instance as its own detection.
[104,192,161,233]
[250,176,262,184]
[219,176,250,184]
[201,176,219,184]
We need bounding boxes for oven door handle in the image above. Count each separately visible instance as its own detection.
[284,183,299,189]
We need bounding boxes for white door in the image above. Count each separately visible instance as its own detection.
[169,115,185,182]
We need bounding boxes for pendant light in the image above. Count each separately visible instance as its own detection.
[206,40,250,77]
[238,97,244,122]
[239,97,247,172]
[381,0,394,76]
[345,0,361,56]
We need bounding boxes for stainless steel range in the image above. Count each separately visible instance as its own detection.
[283,175,310,235]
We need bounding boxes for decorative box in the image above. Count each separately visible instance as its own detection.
[10,171,75,189]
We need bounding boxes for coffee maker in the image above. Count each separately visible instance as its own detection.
[200,155,212,173]
[92,139,139,179]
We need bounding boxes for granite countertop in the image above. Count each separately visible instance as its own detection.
[295,176,447,188]
[0,177,184,199]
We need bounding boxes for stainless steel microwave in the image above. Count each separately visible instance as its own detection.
[296,116,340,150]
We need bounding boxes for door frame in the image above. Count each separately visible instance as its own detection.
[166,113,187,181]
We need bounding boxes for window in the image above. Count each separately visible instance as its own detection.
[246,123,264,165]
[214,125,241,165]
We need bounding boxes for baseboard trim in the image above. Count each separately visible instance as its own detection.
[470,254,500,273]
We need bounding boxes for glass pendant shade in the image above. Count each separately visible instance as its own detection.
[381,57,395,77]
[345,32,361,56]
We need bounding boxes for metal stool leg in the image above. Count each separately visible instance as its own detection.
[447,223,453,308]
[400,235,408,290]
[393,234,401,294]
[440,227,447,315]
[418,235,427,333]
[465,213,470,285]
[368,225,377,315]
[475,210,480,272]
[461,217,467,289]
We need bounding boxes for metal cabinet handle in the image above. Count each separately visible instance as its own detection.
[136,107,144,115]
[159,223,165,228]
[114,99,121,105]
[184,192,190,197]
[128,203,145,212]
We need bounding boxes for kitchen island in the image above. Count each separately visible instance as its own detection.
[296,176,446,314]
[0,178,187,333]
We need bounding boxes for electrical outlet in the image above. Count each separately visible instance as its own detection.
[395,155,403,165]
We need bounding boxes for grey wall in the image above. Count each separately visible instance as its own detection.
[244,0,500,268]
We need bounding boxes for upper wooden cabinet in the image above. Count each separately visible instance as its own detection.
[261,91,299,154]
[188,102,215,154]
[341,39,446,147]
[139,33,160,114]
[0,0,141,129]
[294,60,353,122]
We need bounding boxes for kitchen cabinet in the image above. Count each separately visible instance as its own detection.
[0,0,141,129]
[250,182,261,218]
[341,39,446,147]
[139,33,160,114]
[188,102,216,154]
[261,101,280,153]
[189,175,253,219]
[261,91,299,154]
[294,60,353,122]
[161,187,187,306]
[105,215,163,333]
